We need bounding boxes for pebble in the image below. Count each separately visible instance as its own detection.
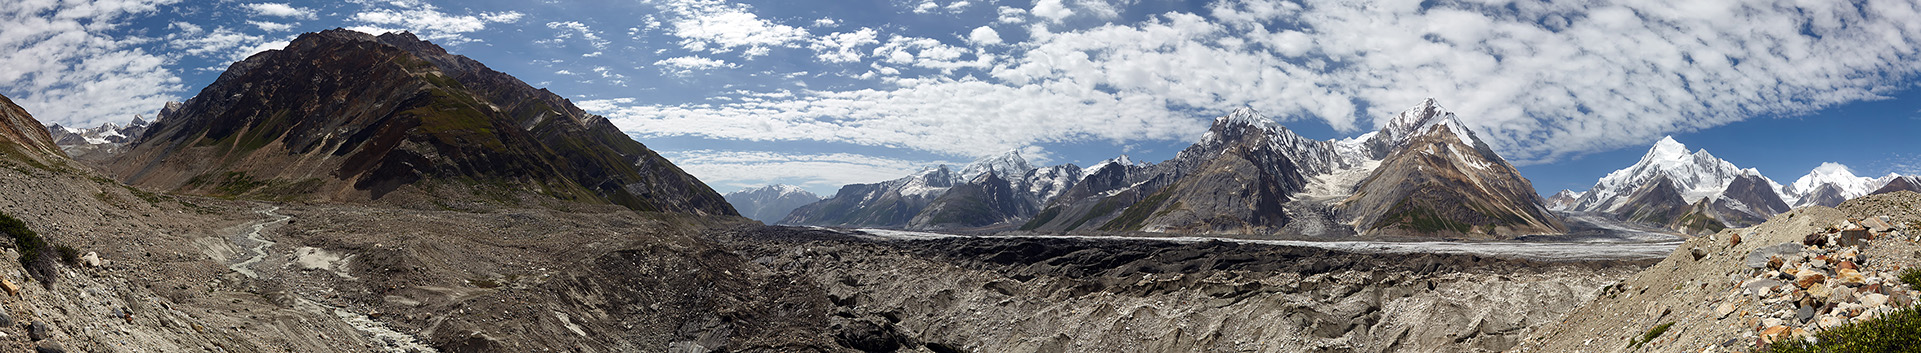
[29,320,49,341]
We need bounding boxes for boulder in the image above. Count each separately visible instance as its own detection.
[1730,233,1742,246]
[1795,272,1826,289]
[1861,293,1890,308]
[1,277,17,296]
[1835,269,1867,286]
[1840,228,1872,248]
[33,341,62,353]
[1817,315,1846,329]
[28,320,47,341]
[1691,247,1707,261]
[79,252,99,268]
[1760,325,1792,344]
[1862,217,1894,233]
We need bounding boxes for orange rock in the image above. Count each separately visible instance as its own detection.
[1796,272,1827,289]
[1761,325,1792,344]
[0,277,15,296]
[1731,233,1743,246]
[1837,269,1867,286]
[1839,261,1858,270]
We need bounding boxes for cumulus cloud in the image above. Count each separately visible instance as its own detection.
[966,26,1001,46]
[242,3,315,20]
[545,21,610,50]
[650,0,807,58]
[653,55,737,75]
[809,28,879,63]
[1031,0,1073,22]
[349,1,523,44]
[0,0,184,128]
[656,149,963,193]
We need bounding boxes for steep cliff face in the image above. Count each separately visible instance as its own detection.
[107,29,733,215]
[783,167,959,227]
[0,94,66,164]
[907,171,1038,229]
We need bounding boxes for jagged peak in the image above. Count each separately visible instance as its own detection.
[961,149,1034,179]
[1642,135,1691,162]
[1216,106,1272,127]
[1378,98,1480,149]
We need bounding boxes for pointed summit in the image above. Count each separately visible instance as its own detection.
[1216,106,1273,127]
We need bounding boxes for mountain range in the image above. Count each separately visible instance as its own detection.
[722,184,821,224]
[1550,137,1914,234]
[783,100,1564,239]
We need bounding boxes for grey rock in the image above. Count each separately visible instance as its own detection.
[1795,305,1814,324]
[1690,247,1707,260]
[1747,243,1805,269]
[33,340,63,353]
[28,320,47,341]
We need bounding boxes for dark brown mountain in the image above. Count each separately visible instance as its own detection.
[106,29,732,215]
[1341,103,1565,238]
[1870,176,1921,195]
[0,93,66,165]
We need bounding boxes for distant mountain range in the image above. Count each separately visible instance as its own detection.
[723,185,821,224]
[784,100,1564,239]
[1549,137,1915,234]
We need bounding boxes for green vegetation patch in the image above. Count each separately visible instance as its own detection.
[1100,189,1173,232]
[185,172,325,201]
[1627,322,1673,349]
[0,212,61,283]
[1372,200,1471,234]
[1764,306,1921,353]
[1020,207,1062,231]
[1901,267,1921,291]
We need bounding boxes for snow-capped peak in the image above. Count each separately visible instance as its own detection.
[1380,98,1479,149]
[960,149,1035,179]
[1220,106,1272,126]
[1086,155,1135,174]
[1569,136,1746,213]
[1786,162,1887,202]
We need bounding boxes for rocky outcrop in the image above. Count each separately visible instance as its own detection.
[1516,191,1921,352]
[105,29,733,215]
[0,94,66,164]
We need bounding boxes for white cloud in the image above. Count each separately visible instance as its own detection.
[813,18,839,27]
[873,35,995,73]
[998,6,1028,23]
[912,1,940,14]
[593,0,1921,166]
[947,1,973,11]
[248,20,294,32]
[653,55,737,75]
[1031,0,1073,22]
[349,1,523,44]
[242,3,315,20]
[966,26,1002,46]
[809,28,880,63]
[546,21,610,50]
[656,149,963,194]
[651,0,808,58]
[0,0,184,128]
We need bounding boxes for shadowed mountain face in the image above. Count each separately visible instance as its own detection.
[106,29,733,215]
[0,94,66,164]
[723,185,821,224]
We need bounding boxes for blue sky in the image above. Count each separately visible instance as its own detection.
[3,0,1920,197]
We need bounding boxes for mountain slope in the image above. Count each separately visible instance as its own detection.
[105,29,733,215]
[1871,175,1921,195]
[723,184,821,224]
[1565,136,1748,214]
[1545,190,1582,211]
[0,93,66,164]
[1341,100,1565,238]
